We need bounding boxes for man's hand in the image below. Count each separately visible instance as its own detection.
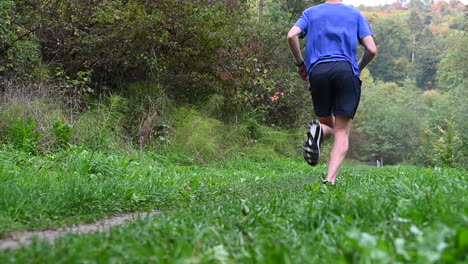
[287,26,309,81]
[358,35,377,71]
[297,65,308,81]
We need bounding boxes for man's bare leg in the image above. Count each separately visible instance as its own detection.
[323,115,352,184]
[318,116,334,139]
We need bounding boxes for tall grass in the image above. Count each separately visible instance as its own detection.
[0,81,305,161]
[0,145,189,235]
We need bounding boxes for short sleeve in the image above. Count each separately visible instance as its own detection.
[358,13,373,40]
[294,13,308,38]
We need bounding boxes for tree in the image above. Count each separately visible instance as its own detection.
[407,0,427,12]
[0,0,46,80]
[437,29,467,96]
[412,27,441,89]
[408,11,424,63]
[436,30,468,163]
[354,81,426,164]
[368,16,412,84]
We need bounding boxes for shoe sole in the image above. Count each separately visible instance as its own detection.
[303,120,322,166]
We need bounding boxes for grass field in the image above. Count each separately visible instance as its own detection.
[0,145,467,263]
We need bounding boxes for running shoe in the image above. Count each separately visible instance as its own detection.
[303,120,323,166]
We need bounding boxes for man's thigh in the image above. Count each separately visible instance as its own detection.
[332,62,361,118]
[309,62,335,117]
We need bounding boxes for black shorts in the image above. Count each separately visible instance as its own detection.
[308,61,362,119]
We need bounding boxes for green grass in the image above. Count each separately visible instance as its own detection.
[0,146,467,263]
[0,145,185,234]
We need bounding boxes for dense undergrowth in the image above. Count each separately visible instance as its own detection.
[0,81,308,163]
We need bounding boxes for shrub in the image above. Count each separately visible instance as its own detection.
[200,94,226,119]
[243,118,262,140]
[124,82,173,148]
[73,96,130,151]
[169,108,225,163]
[166,107,303,164]
[0,89,75,151]
[10,117,41,153]
[52,120,74,147]
[258,126,300,158]
[418,119,464,168]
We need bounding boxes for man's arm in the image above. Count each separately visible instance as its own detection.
[358,35,377,72]
[287,26,308,80]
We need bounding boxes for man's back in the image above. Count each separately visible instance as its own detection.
[295,3,373,76]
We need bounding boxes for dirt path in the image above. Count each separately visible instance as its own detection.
[0,211,160,250]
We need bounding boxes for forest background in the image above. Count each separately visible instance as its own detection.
[0,0,466,168]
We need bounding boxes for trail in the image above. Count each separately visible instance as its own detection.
[0,211,160,250]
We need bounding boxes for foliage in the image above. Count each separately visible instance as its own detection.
[0,0,48,81]
[407,0,428,12]
[11,0,165,84]
[72,96,130,151]
[410,18,444,89]
[52,120,74,147]
[0,90,83,151]
[9,0,247,102]
[167,107,301,164]
[208,0,314,125]
[354,81,425,164]
[365,2,460,90]
[54,67,94,110]
[123,81,174,148]
[9,117,41,153]
[423,119,463,167]
[169,108,226,164]
[244,118,262,140]
[415,91,467,168]
[367,14,412,84]
[437,30,468,97]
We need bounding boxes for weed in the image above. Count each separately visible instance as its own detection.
[10,117,41,153]
[52,120,73,147]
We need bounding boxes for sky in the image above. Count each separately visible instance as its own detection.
[342,0,468,6]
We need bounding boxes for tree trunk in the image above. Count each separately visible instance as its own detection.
[259,0,264,23]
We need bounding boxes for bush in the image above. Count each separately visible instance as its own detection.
[0,95,70,151]
[9,117,41,153]
[124,81,173,148]
[73,96,130,151]
[165,107,303,164]
[52,120,74,147]
[169,108,225,163]
[418,119,464,168]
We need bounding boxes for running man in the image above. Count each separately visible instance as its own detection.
[287,0,377,185]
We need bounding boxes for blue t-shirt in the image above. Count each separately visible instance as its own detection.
[294,3,373,76]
